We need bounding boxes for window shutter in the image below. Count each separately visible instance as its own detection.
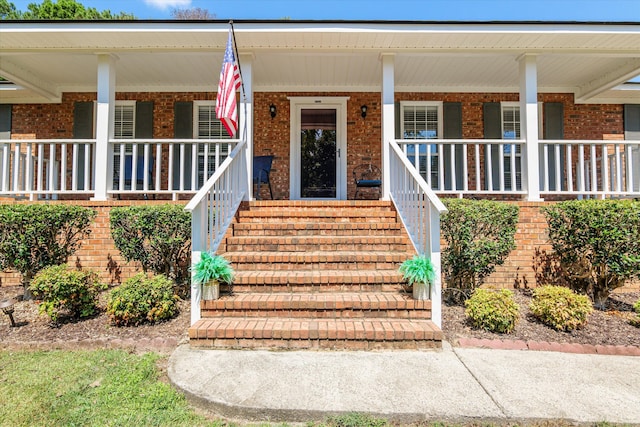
[484,102,501,190]
[625,104,640,140]
[173,102,193,190]
[542,103,565,191]
[443,102,463,190]
[73,102,94,190]
[544,103,564,139]
[0,104,12,139]
[174,102,193,139]
[73,102,93,139]
[394,101,401,140]
[135,101,154,139]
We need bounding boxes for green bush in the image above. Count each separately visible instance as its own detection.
[106,273,179,326]
[543,200,640,309]
[442,199,519,302]
[0,204,95,298]
[29,264,103,324]
[529,285,593,331]
[110,205,191,291]
[631,299,640,328]
[465,289,520,333]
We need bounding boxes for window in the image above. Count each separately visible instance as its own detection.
[501,103,522,191]
[113,101,136,188]
[400,102,443,186]
[193,102,232,186]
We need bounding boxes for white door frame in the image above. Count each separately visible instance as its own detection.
[288,96,349,200]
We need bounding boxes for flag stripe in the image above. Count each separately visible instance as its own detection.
[216,30,242,138]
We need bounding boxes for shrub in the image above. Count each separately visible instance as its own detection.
[442,199,519,302]
[465,289,520,333]
[29,264,103,324]
[529,285,593,331]
[0,204,95,299]
[631,299,640,328]
[106,273,179,326]
[543,200,640,309]
[110,205,191,291]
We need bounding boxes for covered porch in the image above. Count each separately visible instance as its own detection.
[1,21,639,203]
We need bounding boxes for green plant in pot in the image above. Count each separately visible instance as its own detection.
[192,252,234,300]
[399,255,436,300]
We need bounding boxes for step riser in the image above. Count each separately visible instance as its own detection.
[226,243,411,252]
[232,228,403,237]
[231,262,403,271]
[224,284,403,293]
[240,216,396,224]
[190,339,441,351]
[200,310,432,319]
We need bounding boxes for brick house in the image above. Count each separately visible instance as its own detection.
[1,20,639,348]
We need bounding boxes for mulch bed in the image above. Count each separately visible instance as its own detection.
[1,285,639,351]
[443,289,640,348]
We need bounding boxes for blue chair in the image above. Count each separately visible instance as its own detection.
[253,155,273,200]
[115,155,154,199]
[353,163,382,199]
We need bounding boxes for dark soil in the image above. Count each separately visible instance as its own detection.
[0,285,190,346]
[443,289,640,347]
[1,285,638,348]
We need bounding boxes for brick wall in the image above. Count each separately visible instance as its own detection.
[1,199,637,293]
[9,91,625,200]
[0,200,185,288]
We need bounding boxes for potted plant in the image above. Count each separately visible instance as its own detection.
[399,255,436,300]
[192,252,234,300]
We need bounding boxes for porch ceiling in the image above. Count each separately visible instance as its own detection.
[1,21,639,104]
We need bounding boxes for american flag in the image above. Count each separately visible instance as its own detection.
[216,30,242,138]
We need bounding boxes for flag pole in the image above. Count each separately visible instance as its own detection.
[229,20,246,101]
[228,20,248,141]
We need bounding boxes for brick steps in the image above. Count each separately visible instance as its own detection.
[225,251,412,271]
[200,293,431,319]
[189,318,442,350]
[225,235,412,252]
[232,222,404,236]
[228,269,406,293]
[189,200,442,351]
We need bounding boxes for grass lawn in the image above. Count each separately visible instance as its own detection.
[0,349,222,427]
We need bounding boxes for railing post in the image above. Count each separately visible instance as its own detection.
[430,206,443,328]
[190,202,206,325]
[240,53,253,200]
[381,54,395,200]
[519,54,542,201]
[92,54,116,201]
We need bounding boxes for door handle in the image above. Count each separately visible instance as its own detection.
[337,148,341,158]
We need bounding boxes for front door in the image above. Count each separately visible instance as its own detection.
[290,97,348,200]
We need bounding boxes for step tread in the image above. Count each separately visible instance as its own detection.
[201,292,430,311]
[226,235,409,243]
[233,269,406,284]
[189,318,442,341]
[224,251,413,259]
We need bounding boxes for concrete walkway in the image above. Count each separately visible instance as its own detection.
[168,342,640,425]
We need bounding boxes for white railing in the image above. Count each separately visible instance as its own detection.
[109,139,238,199]
[185,138,248,324]
[389,141,447,327]
[0,139,95,199]
[397,139,526,195]
[540,140,640,197]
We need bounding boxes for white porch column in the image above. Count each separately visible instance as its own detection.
[381,54,395,200]
[239,53,254,200]
[92,54,116,201]
[519,54,542,201]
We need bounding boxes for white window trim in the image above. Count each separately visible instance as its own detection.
[399,101,444,140]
